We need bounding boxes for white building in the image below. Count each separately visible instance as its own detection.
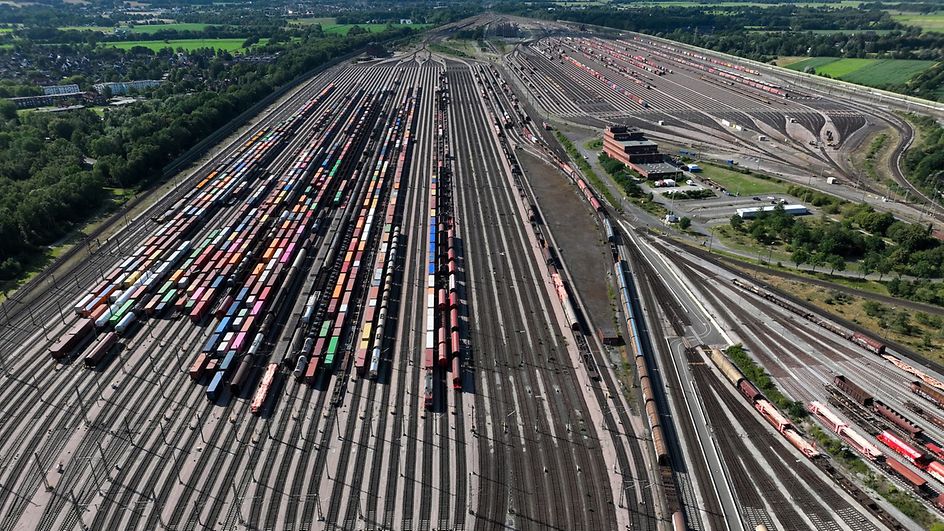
[736,204,809,219]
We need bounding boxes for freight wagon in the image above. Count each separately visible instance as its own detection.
[49,319,94,360]
[83,331,118,368]
[709,346,819,459]
[731,279,889,357]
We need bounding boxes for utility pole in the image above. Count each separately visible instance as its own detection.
[75,386,89,427]
[34,452,51,491]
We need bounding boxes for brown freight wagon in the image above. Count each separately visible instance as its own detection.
[834,375,873,407]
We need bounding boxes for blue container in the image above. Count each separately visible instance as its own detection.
[207,372,224,400]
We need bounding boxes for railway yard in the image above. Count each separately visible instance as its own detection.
[505,23,944,225]
[2,12,944,531]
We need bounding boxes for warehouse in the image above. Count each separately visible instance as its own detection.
[736,204,809,219]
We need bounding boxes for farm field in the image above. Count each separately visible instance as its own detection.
[785,57,937,86]
[126,23,218,33]
[891,12,944,32]
[104,38,261,52]
[286,17,430,34]
[59,23,220,33]
[749,28,895,34]
[696,163,791,196]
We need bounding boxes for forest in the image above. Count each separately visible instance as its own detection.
[0,26,417,281]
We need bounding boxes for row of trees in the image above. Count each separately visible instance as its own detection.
[669,28,944,62]
[0,25,418,280]
[906,63,944,101]
[598,152,644,197]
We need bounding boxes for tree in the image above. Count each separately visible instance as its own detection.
[876,258,892,281]
[857,211,895,235]
[678,217,691,230]
[0,100,17,121]
[810,252,827,273]
[886,247,911,279]
[729,214,744,231]
[862,300,885,317]
[750,222,770,245]
[791,248,810,270]
[891,310,914,336]
[911,259,936,279]
[828,254,846,275]
[860,253,877,278]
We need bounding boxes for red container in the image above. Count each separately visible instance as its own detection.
[189,353,209,381]
[886,457,927,489]
[452,356,461,389]
[451,330,460,358]
[878,431,928,465]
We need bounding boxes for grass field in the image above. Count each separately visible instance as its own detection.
[891,12,944,32]
[813,58,878,77]
[287,17,337,26]
[774,56,809,67]
[697,163,790,195]
[104,38,259,52]
[842,60,937,84]
[785,57,937,86]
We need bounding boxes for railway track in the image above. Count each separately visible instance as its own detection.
[0,39,665,529]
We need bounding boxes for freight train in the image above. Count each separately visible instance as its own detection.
[834,375,924,438]
[50,71,471,413]
[613,257,668,465]
[731,278,887,355]
[708,346,820,459]
[629,36,788,98]
[832,374,944,504]
[807,401,883,461]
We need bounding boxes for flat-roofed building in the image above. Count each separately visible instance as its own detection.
[736,204,809,219]
[603,126,681,180]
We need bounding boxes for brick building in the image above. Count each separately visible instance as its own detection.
[603,126,681,180]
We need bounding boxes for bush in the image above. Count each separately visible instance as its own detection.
[0,257,22,280]
[664,188,715,200]
[598,152,644,198]
[726,344,807,419]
